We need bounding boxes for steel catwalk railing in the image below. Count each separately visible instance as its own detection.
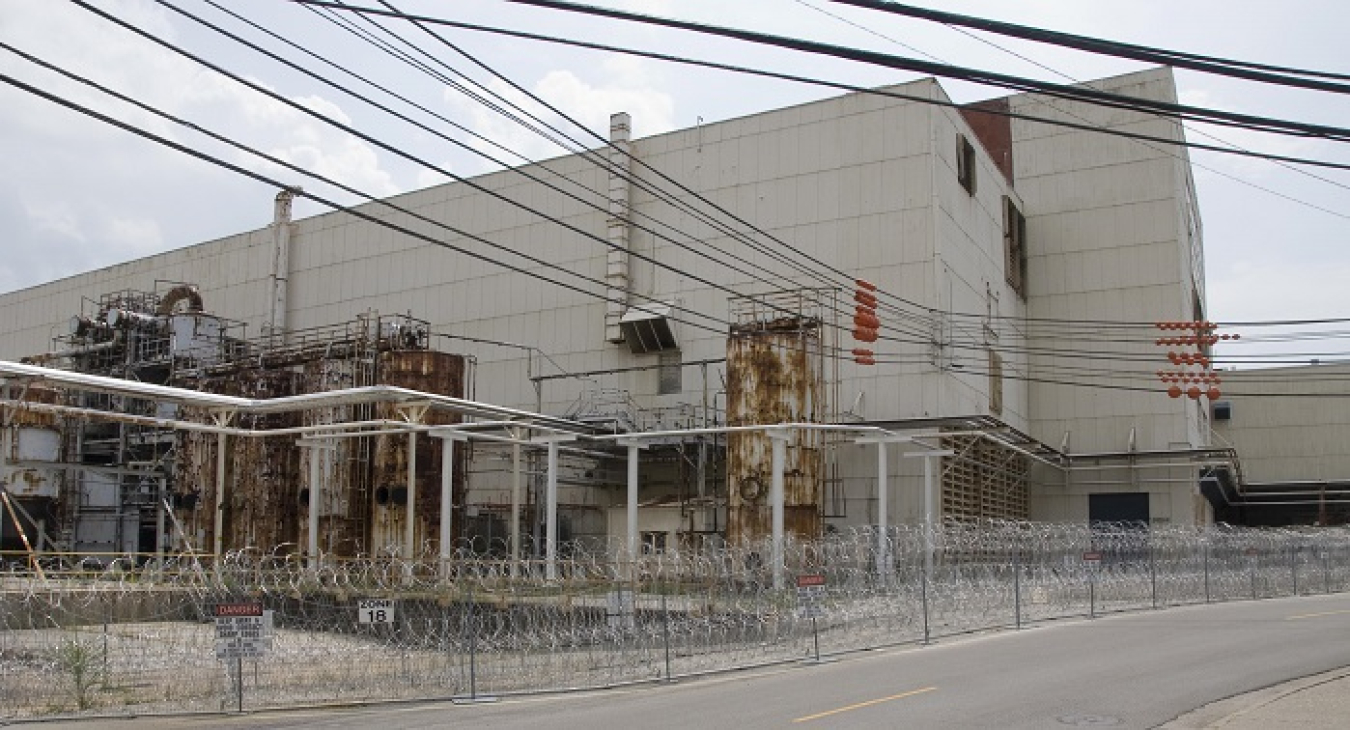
[2,522,1350,719]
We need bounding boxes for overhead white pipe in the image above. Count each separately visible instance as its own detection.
[604,112,633,343]
[269,187,297,344]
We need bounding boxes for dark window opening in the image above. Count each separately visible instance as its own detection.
[1003,196,1027,298]
[957,133,977,195]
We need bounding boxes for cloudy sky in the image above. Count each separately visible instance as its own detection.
[2,0,1348,365]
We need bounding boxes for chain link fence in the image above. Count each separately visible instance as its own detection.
[3,522,1349,719]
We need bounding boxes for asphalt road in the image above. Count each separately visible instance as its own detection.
[24,593,1350,729]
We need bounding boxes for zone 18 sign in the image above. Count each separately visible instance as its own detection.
[358,599,395,624]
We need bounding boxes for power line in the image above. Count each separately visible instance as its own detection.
[300,0,934,337]
[827,1,1350,91]
[359,0,944,328]
[77,0,833,337]
[280,4,1350,178]
[188,0,874,337]
[799,0,1350,218]
[0,65,731,334]
[282,0,1350,338]
[481,0,1350,142]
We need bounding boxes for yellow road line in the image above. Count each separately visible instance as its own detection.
[1287,609,1350,621]
[792,686,937,723]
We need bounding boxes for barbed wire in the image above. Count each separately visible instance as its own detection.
[2,522,1347,717]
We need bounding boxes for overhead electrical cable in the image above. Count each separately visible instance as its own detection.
[187,0,894,339]
[476,0,1350,143]
[826,1,1350,91]
[799,0,1350,216]
[78,0,824,335]
[281,2,1350,175]
[0,65,734,337]
[285,0,1350,342]
[303,1,937,338]
[360,0,944,329]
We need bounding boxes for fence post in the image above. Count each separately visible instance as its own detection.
[1202,541,1210,604]
[1250,551,1258,600]
[1291,546,1299,596]
[1013,548,1022,630]
[661,592,672,683]
[1323,549,1331,594]
[1089,568,1096,620]
[467,584,478,699]
[1149,541,1158,610]
[921,569,930,644]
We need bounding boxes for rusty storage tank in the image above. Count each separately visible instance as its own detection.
[369,350,466,557]
[725,316,824,544]
[174,369,303,554]
[297,357,371,558]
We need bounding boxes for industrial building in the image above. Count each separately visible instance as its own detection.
[0,66,1254,561]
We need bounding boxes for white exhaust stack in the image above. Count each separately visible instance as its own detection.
[605,113,633,343]
[269,187,300,344]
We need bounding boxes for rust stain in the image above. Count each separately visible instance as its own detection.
[370,351,465,555]
[725,319,822,544]
[5,386,61,428]
[175,369,302,553]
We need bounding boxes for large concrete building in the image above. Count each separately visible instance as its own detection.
[1,66,1243,559]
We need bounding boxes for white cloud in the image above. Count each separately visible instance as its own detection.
[445,56,674,175]
[536,61,675,139]
[0,0,405,292]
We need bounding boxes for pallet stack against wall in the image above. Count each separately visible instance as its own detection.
[939,434,1029,521]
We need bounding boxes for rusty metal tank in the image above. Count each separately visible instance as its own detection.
[369,350,466,556]
[725,317,823,544]
[175,369,302,553]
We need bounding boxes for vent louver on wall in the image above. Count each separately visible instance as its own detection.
[619,303,678,353]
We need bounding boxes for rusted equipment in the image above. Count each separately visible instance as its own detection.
[726,315,824,544]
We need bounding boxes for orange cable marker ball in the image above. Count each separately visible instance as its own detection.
[855,279,877,291]
[1187,386,1201,400]
[1168,385,1182,398]
[1207,387,1221,400]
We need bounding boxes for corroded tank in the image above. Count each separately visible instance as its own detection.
[725,317,823,544]
[368,350,466,556]
[298,357,369,557]
[175,369,302,553]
